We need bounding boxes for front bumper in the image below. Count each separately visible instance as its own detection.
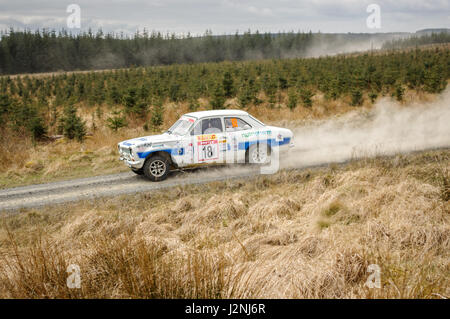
[119,156,145,169]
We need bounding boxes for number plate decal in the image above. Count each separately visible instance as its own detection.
[198,140,219,162]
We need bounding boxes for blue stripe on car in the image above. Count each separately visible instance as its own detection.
[238,137,291,150]
[137,148,184,159]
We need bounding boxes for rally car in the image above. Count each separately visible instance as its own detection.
[118,110,294,181]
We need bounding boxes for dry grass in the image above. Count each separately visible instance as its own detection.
[0,149,448,298]
[0,127,132,188]
[0,230,254,298]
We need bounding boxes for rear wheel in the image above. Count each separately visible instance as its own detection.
[143,155,170,181]
[247,143,271,164]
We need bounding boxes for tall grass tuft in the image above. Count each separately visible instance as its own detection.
[0,229,255,298]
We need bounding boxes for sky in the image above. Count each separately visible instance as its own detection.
[0,0,449,35]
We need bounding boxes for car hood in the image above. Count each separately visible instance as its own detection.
[120,133,180,147]
[265,126,293,137]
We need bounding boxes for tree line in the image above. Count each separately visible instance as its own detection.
[0,28,416,75]
[382,32,450,50]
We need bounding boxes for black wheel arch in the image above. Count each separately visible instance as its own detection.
[143,150,176,169]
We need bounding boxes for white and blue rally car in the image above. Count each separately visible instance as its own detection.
[118,110,294,181]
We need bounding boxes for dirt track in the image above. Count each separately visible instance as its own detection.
[0,165,261,212]
[1,145,449,213]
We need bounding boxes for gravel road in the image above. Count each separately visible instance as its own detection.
[0,165,261,212]
[1,146,448,213]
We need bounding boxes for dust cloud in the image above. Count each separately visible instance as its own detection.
[285,89,450,168]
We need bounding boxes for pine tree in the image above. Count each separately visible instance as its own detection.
[237,81,254,108]
[109,84,122,104]
[151,100,164,130]
[60,104,87,142]
[188,97,199,112]
[222,71,234,97]
[262,74,277,106]
[139,83,150,101]
[300,88,314,108]
[210,82,226,109]
[394,84,405,101]
[368,91,378,103]
[123,87,138,112]
[0,94,10,125]
[287,89,298,111]
[278,76,288,89]
[424,64,446,93]
[135,101,148,117]
[106,109,128,131]
[351,89,363,106]
[169,83,181,102]
[27,111,47,140]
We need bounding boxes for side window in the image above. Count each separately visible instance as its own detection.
[224,117,252,132]
[202,118,223,134]
[190,118,223,135]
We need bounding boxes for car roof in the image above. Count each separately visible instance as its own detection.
[183,109,249,119]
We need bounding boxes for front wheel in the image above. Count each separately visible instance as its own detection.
[143,155,170,181]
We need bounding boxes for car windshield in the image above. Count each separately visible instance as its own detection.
[167,117,194,136]
[248,114,265,126]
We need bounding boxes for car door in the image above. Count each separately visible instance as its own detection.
[190,117,226,165]
[173,117,196,167]
[223,116,253,164]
